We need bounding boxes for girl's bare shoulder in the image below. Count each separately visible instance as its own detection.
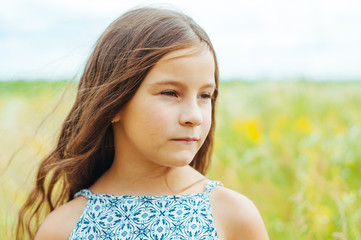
[210,185,269,240]
[34,196,88,240]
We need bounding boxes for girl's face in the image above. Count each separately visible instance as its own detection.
[112,45,215,169]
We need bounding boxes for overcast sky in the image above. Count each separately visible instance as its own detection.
[1,0,361,81]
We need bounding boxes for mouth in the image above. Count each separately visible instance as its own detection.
[172,137,199,142]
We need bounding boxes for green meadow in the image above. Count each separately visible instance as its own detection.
[1,80,360,239]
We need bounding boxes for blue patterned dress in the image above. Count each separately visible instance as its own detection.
[68,181,223,240]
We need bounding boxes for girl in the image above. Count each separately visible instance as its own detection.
[16,7,269,240]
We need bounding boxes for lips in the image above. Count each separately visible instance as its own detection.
[172,137,199,142]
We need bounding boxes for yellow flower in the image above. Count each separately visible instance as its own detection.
[233,117,263,144]
[295,117,312,135]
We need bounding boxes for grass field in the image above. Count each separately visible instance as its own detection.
[1,80,360,239]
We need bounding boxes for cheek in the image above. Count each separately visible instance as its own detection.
[202,107,212,135]
[140,101,174,133]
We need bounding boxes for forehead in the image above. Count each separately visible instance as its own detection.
[159,44,213,62]
[142,45,216,87]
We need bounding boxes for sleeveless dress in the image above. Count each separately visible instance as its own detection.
[68,181,223,240]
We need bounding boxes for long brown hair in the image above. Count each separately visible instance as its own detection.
[16,7,219,239]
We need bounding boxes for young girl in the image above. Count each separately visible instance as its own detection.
[16,7,269,240]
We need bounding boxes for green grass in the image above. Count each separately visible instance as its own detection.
[0,80,73,97]
[1,80,361,239]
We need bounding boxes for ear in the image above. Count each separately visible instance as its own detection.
[111,112,122,124]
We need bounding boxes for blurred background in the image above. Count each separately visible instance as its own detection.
[1,0,361,81]
[1,0,360,239]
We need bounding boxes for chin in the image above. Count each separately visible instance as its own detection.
[165,154,195,168]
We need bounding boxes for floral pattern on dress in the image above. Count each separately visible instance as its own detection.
[68,181,222,240]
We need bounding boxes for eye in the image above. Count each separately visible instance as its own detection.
[160,90,178,97]
[199,93,212,100]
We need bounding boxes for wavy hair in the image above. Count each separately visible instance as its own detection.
[16,7,219,239]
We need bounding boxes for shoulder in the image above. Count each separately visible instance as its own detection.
[34,196,88,240]
[210,185,269,240]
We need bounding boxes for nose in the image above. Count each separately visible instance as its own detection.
[179,99,203,127]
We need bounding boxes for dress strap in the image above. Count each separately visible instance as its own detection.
[204,180,223,194]
[74,189,92,199]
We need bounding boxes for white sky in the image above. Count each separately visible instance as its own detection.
[1,0,361,81]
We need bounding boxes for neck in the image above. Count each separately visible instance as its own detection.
[91,156,206,196]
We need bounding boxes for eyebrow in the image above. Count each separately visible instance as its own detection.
[152,80,216,89]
